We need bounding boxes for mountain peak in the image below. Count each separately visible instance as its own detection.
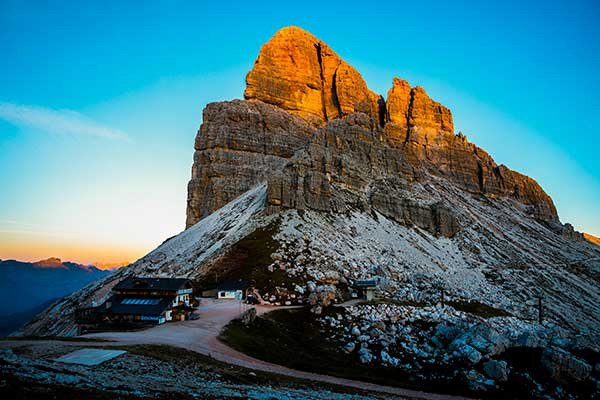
[23,29,600,378]
[33,257,64,268]
[244,26,383,127]
[188,27,558,227]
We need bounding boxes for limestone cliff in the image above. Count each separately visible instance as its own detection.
[187,26,558,229]
[186,100,315,227]
[266,113,461,237]
[383,79,556,222]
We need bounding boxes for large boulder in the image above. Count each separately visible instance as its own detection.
[466,324,509,356]
[357,347,373,364]
[482,359,509,382]
[454,343,482,364]
[307,284,337,307]
[541,346,592,383]
[433,324,463,345]
[513,330,550,349]
[240,307,257,326]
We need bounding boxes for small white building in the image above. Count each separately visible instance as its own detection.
[217,279,248,300]
[172,287,192,307]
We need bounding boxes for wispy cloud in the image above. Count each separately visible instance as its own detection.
[0,102,130,141]
[0,219,38,227]
[0,229,65,237]
[0,220,67,238]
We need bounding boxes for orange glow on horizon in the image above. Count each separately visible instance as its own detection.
[0,232,147,268]
[91,261,131,270]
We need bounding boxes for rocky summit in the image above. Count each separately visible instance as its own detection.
[187,26,557,228]
[21,26,600,398]
[244,26,384,127]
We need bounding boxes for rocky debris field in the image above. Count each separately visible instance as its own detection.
[0,342,394,400]
[254,203,600,335]
[223,302,600,399]
[316,302,600,398]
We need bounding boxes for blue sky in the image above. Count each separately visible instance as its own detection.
[0,0,599,264]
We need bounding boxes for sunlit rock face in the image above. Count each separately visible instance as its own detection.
[187,26,385,227]
[266,91,557,227]
[244,26,384,127]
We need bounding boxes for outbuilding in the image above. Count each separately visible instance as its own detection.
[351,279,378,301]
[217,279,248,300]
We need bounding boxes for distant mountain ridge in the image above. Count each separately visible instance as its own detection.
[0,258,111,330]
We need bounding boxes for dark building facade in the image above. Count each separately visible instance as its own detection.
[76,277,196,331]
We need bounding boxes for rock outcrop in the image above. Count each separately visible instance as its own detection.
[186,99,315,227]
[189,27,558,229]
[265,105,556,235]
[385,78,411,126]
[541,346,592,383]
[244,26,384,127]
[383,79,556,222]
[386,80,453,135]
[265,112,461,237]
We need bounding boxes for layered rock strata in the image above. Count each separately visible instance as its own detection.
[265,112,459,237]
[383,79,555,221]
[266,108,556,234]
[186,100,315,227]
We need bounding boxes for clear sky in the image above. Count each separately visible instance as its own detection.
[1,0,599,265]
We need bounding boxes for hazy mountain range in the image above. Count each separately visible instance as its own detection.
[0,257,111,335]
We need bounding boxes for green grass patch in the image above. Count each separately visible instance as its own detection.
[219,307,468,395]
[198,219,305,293]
